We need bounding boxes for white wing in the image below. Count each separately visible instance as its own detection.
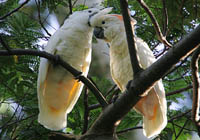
[134,37,167,138]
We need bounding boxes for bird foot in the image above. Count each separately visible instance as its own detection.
[75,72,83,82]
[53,55,61,66]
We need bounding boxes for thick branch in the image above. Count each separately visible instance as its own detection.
[0,49,108,107]
[191,46,200,135]
[136,0,172,48]
[49,132,77,140]
[86,25,200,134]
[0,0,30,20]
[119,0,143,75]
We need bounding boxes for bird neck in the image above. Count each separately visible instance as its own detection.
[110,31,128,56]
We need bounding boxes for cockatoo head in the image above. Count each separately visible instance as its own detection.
[65,7,112,28]
[89,14,136,42]
[66,8,100,26]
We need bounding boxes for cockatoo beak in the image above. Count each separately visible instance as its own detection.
[94,27,105,39]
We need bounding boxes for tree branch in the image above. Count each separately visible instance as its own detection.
[35,0,52,36]
[88,85,118,110]
[88,103,101,111]
[166,85,192,96]
[164,55,190,77]
[136,0,172,48]
[191,46,200,135]
[171,121,177,138]
[0,35,11,52]
[0,0,30,20]
[0,49,108,107]
[105,85,117,98]
[173,123,195,132]
[168,110,191,122]
[116,126,143,134]
[119,0,143,75]
[162,0,169,36]
[155,46,169,58]
[68,0,73,15]
[175,119,189,140]
[49,132,77,140]
[82,87,89,134]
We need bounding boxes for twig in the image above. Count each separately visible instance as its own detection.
[82,87,89,134]
[108,88,121,103]
[173,123,195,132]
[0,0,30,20]
[88,88,121,110]
[136,0,172,48]
[168,110,191,122]
[88,103,101,110]
[88,85,118,110]
[116,126,143,134]
[0,104,21,129]
[87,76,101,91]
[162,0,169,36]
[72,0,79,7]
[1,114,36,129]
[155,46,169,58]
[175,119,189,140]
[68,0,73,15]
[105,85,117,98]
[0,49,108,107]
[35,0,51,36]
[164,55,190,77]
[120,0,143,75]
[191,46,200,135]
[164,68,190,82]
[11,121,18,139]
[171,121,177,138]
[0,35,11,52]
[166,85,192,96]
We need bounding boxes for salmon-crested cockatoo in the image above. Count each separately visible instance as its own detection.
[37,8,112,130]
[89,14,167,138]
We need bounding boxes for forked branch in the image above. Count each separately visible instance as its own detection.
[136,0,172,48]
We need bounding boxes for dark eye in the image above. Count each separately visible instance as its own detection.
[88,10,92,13]
[102,21,105,24]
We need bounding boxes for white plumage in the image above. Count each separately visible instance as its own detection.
[37,8,100,130]
[90,14,167,138]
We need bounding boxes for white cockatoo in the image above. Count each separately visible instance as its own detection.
[89,14,167,138]
[37,8,112,131]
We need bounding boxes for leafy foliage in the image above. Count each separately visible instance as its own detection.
[0,0,200,140]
